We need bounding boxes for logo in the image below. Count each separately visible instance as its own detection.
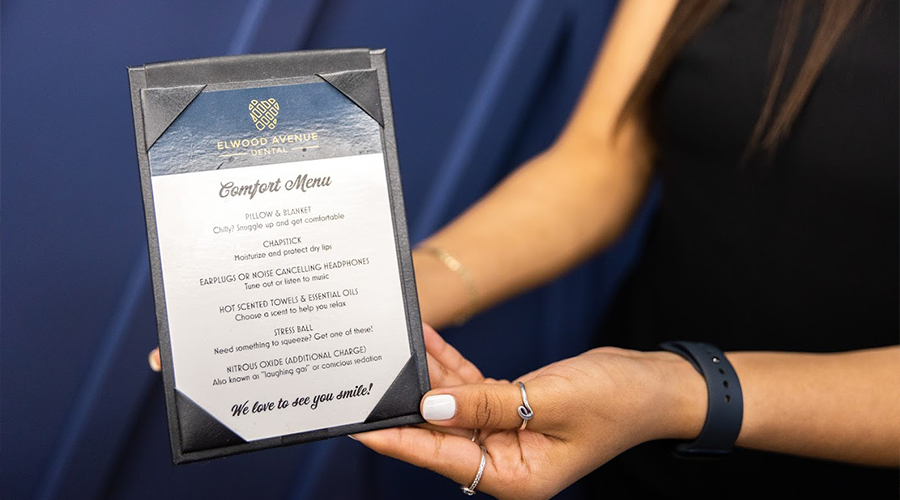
[249,98,279,131]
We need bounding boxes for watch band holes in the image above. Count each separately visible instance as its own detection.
[725,394,731,403]
[723,380,729,388]
[712,357,720,363]
[718,368,725,375]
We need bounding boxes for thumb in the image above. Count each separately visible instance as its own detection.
[420,380,553,432]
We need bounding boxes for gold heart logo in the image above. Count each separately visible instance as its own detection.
[249,98,279,131]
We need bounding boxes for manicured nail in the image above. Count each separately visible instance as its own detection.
[421,394,456,421]
[148,351,161,372]
[348,434,358,441]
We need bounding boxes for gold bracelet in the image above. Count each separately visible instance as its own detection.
[419,246,479,326]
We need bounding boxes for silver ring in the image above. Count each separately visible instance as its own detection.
[460,445,486,495]
[516,381,534,431]
[470,429,480,442]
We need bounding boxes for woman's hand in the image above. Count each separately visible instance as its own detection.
[148,347,161,371]
[354,325,706,500]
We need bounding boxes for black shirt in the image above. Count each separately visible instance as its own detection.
[589,0,899,497]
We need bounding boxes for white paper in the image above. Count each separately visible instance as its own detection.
[151,153,411,441]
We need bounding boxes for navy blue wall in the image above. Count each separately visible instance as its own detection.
[1,1,652,498]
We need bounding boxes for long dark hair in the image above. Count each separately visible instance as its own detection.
[621,0,869,160]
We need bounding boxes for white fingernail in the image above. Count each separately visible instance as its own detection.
[421,394,456,421]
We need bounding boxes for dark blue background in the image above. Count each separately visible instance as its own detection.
[1,1,657,498]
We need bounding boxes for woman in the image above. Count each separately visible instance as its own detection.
[352,0,899,498]
[151,0,898,497]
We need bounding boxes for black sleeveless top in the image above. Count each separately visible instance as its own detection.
[589,1,899,497]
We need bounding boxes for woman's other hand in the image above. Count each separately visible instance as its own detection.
[149,347,161,372]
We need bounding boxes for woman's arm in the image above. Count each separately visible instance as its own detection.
[356,333,899,500]
[729,346,900,466]
[429,345,900,467]
[414,0,678,328]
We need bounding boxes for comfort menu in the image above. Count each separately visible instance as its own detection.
[151,153,411,441]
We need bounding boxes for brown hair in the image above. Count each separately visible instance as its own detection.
[621,0,869,160]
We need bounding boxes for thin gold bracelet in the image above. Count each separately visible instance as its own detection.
[418,246,479,326]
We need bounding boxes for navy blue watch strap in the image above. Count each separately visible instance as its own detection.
[659,341,743,457]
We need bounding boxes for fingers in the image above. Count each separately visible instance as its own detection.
[353,427,493,491]
[427,353,464,388]
[423,323,484,384]
[420,379,556,432]
[416,422,479,440]
[148,348,161,372]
